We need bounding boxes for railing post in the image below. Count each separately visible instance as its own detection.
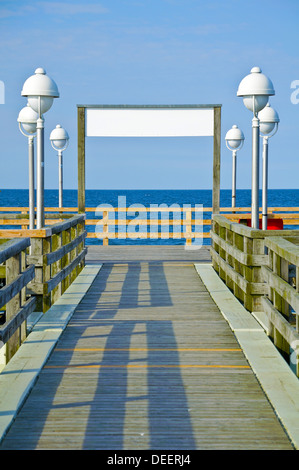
[70,224,78,283]
[185,208,192,247]
[272,252,290,358]
[218,223,227,283]
[62,228,71,293]
[43,236,52,313]
[30,236,51,314]
[103,210,109,246]
[232,231,242,300]
[211,218,220,274]
[51,232,62,304]
[78,218,85,272]
[280,257,290,318]
[251,237,265,312]
[225,226,234,293]
[267,247,275,339]
[20,250,27,343]
[6,253,21,361]
[30,238,43,313]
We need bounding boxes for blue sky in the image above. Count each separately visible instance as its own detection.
[1,0,299,190]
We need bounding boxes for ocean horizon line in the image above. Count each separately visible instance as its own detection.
[0,188,298,192]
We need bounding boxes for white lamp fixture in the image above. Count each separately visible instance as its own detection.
[237,66,275,228]
[50,125,69,208]
[18,103,38,135]
[21,68,59,228]
[17,104,39,229]
[258,103,280,230]
[21,67,59,116]
[259,102,280,136]
[225,125,245,209]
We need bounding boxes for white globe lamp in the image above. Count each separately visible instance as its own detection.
[225,125,245,209]
[258,103,280,229]
[21,68,59,228]
[237,66,275,228]
[50,125,69,208]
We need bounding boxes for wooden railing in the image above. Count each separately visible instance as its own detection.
[0,238,36,365]
[25,215,87,314]
[0,215,86,368]
[210,214,299,376]
[211,214,269,311]
[262,236,299,375]
[0,206,299,245]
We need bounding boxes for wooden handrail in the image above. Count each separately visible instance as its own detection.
[0,238,30,263]
[210,214,299,376]
[0,215,87,368]
[49,214,85,235]
[262,236,299,375]
[0,238,36,364]
[26,215,86,313]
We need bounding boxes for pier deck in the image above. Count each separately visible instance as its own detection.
[0,246,295,450]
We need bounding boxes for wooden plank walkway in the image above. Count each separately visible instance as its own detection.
[85,244,213,263]
[0,246,294,450]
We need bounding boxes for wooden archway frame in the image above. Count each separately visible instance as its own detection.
[77,104,221,214]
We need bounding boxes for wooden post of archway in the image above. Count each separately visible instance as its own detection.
[77,106,86,214]
[77,104,221,214]
[213,105,221,214]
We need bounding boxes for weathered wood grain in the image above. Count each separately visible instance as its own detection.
[0,297,36,344]
[0,257,292,450]
[0,238,30,264]
[0,265,35,308]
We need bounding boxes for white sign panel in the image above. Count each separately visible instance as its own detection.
[86,108,214,137]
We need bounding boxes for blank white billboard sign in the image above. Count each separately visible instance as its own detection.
[86,108,214,137]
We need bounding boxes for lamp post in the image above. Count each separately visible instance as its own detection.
[50,125,69,208]
[237,67,275,228]
[225,125,245,209]
[258,103,280,230]
[21,68,59,229]
[17,104,39,229]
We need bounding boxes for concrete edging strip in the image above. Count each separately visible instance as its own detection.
[0,263,102,444]
[195,262,299,450]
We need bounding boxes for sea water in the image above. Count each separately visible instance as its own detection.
[0,188,298,245]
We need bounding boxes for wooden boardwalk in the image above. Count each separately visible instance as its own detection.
[0,246,294,450]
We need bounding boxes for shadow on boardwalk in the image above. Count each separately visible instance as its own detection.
[0,262,197,450]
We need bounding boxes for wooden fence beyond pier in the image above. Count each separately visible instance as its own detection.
[0,206,299,245]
